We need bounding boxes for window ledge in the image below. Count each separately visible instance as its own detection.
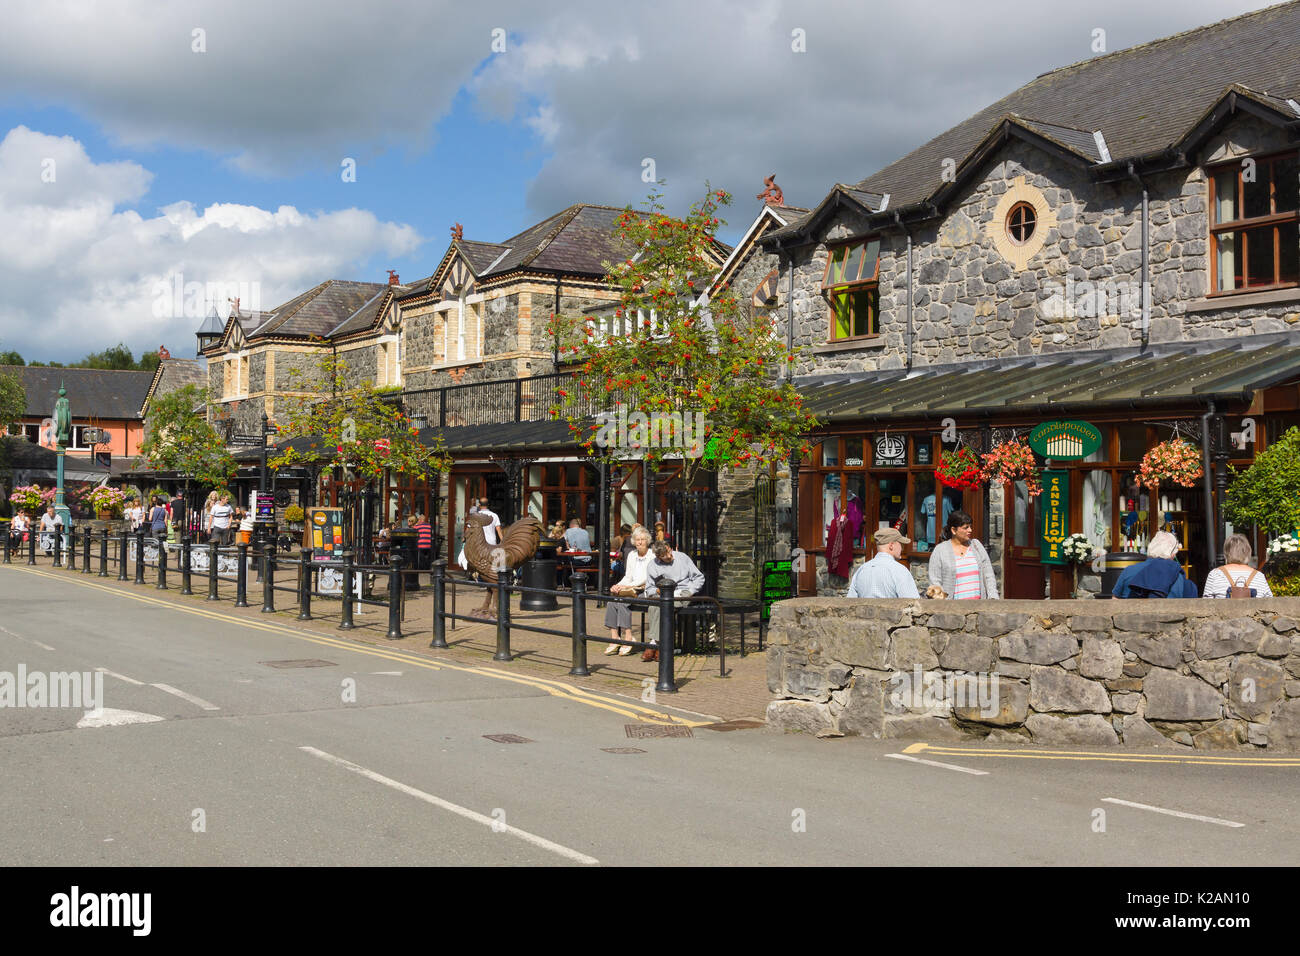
[1186,288,1300,313]
[812,337,887,354]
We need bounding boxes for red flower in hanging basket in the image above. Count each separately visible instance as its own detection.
[1139,438,1203,488]
[936,447,983,490]
[980,436,1042,497]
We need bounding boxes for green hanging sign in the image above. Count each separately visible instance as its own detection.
[1040,469,1069,565]
[1029,420,1102,460]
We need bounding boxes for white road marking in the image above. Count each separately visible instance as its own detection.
[0,623,55,651]
[885,753,989,776]
[77,708,165,729]
[150,683,221,711]
[370,671,403,676]
[96,667,144,686]
[300,746,600,865]
[1101,797,1245,828]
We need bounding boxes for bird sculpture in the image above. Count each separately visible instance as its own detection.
[462,512,541,619]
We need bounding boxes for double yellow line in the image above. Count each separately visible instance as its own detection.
[903,741,1300,767]
[3,565,711,727]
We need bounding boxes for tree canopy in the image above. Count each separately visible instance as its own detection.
[136,384,237,488]
[1224,425,1300,535]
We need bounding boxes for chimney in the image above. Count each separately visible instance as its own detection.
[387,270,400,285]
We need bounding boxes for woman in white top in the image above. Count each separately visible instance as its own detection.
[603,527,654,655]
[1203,533,1274,598]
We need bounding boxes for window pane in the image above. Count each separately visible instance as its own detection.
[1118,424,1146,461]
[833,287,878,338]
[940,488,964,539]
[1216,231,1238,291]
[1013,480,1030,548]
[1243,166,1271,219]
[877,476,907,538]
[1276,155,1298,214]
[844,436,866,468]
[832,291,853,338]
[564,463,581,485]
[1280,221,1299,285]
[846,473,868,548]
[914,473,937,552]
[1082,471,1112,554]
[822,438,839,467]
[821,472,841,545]
[856,239,880,282]
[1245,225,1275,287]
[1213,168,1238,224]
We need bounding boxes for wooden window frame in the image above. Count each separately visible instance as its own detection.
[1006,202,1038,246]
[1207,150,1299,296]
[822,239,881,343]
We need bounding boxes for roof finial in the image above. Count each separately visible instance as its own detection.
[757,175,784,206]
[451,222,463,241]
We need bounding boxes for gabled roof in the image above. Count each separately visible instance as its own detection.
[249,279,395,339]
[769,1,1300,244]
[0,366,155,421]
[140,358,207,418]
[708,203,810,295]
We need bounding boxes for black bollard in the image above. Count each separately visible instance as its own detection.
[65,528,75,571]
[156,535,168,589]
[27,526,36,566]
[430,561,447,648]
[297,548,313,621]
[656,579,677,694]
[118,530,128,580]
[206,541,219,601]
[82,526,91,574]
[53,527,63,568]
[180,535,193,595]
[569,573,589,676]
[133,531,145,585]
[386,552,402,639]
[98,529,109,577]
[494,568,511,661]
[2,524,9,565]
[339,552,355,630]
[261,545,275,613]
[234,542,249,607]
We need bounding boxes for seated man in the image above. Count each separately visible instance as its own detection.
[846,528,920,598]
[641,541,705,662]
[560,518,592,587]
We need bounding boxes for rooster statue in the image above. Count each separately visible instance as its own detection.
[463,512,542,619]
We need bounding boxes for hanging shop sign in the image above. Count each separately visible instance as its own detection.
[760,559,796,623]
[308,507,346,562]
[1029,420,1102,460]
[874,434,906,467]
[1040,469,1069,565]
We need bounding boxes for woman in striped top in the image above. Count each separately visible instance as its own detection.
[413,513,433,570]
[927,509,999,599]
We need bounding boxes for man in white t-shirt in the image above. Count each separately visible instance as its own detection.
[477,498,501,546]
[38,504,62,554]
[209,494,234,546]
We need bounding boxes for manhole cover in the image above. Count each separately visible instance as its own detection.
[701,719,765,732]
[625,724,693,739]
[260,659,336,668]
[483,734,534,744]
[602,747,646,754]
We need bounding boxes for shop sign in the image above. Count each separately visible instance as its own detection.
[254,492,275,523]
[760,559,795,622]
[308,507,346,562]
[1029,420,1102,460]
[873,434,906,467]
[915,443,932,465]
[1039,469,1069,565]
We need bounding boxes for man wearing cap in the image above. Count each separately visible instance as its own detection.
[846,528,920,599]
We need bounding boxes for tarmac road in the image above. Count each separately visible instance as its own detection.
[1,564,1297,867]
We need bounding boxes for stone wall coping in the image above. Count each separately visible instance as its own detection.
[771,596,1300,619]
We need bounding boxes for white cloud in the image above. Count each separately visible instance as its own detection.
[0,127,422,361]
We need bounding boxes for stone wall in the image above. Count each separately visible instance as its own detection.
[766,598,1300,750]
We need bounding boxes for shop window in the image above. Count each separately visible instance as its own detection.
[1081,471,1112,554]
[846,474,867,548]
[913,473,937,552]
[821,472,841,545]
[1117,423,1147,462]
[1013,481,1031,548]
[821,438,840,467]
[876,475,907,538]
[1210,152,1299,292]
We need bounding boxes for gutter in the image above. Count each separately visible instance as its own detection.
[1200,400,1217,567]
[893,211,914,371]
[1127,162,1151,350]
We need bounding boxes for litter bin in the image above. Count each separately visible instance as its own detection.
[1099,550,1145,597]
[520,539,559,611]
[389,529,421,591]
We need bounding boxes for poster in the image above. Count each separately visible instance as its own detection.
[761,559,795,622]
[1039,469,1069,565]
[307,507,346,562]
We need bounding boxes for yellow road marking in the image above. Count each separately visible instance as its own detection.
[4,566,710,726]
[901,741,1300,767]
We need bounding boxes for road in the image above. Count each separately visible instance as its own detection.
[1,562,1297,866]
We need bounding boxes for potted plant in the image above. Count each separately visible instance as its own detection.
[1262,535,1300,597]
[283,504,305,531]
[8,484,53,516]
[87,485,127,520]
[935,447,983,491]
[1138,437,1203,490]
[1061,532,1097,597]
[1224,425,1300,541]
[980,436,1041,496]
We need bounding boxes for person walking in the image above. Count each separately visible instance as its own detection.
[641,541,705,662]
[209,493,234,547]
[1112,531,1198,598]
[1202,533,1273,598]
[477,498,501,547]
[170,492,188,542]
[927,509,999,599]
[847,528,921,598]
[604,527,653,655]
[148,496,169,539]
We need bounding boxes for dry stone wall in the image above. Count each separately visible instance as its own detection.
[766,598,1300,750]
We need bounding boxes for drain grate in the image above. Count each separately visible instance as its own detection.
[701,719,765,732]
[483,733,534,744]
[602,747,646,754]
[625,723,694,739]
[260,659,336,668]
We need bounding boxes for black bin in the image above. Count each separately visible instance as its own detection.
[1099,550,1145,598]
[521,540,559,611]
[389,529,421,590]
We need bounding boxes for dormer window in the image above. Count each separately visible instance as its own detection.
[822,238,880,341]
[1210,151,1299,293]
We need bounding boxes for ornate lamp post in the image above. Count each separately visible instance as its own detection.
[53,383,72,535]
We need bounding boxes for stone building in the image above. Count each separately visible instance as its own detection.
[710,3,1300,599]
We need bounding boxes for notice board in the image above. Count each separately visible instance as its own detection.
[307,507,346,562]
[761,559,795,622]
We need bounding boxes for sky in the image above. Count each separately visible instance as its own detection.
[0,0,1278,362]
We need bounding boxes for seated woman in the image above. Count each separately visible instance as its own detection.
[1203,533,1273,598]
[1112,531,1198,598]
[603,527,654,655]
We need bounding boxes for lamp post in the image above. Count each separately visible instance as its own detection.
[254,411,269,557]
[53,384,72,536]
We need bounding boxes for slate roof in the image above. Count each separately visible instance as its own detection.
[1,366,154,421]
[769,2,1300,242]
[796,331,1300,423]
[250,280,394,339]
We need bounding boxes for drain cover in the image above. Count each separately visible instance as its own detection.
[483,734,533,744]
[260,659,336,668]
[625,724,693,739]
[701,719,765,732]
[602,747,646,754]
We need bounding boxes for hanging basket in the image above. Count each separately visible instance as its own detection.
[980,436,1041,496]
[935,447,983,490]
[1139,438,1203,489]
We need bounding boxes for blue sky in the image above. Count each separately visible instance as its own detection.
[0,0,1276,362]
